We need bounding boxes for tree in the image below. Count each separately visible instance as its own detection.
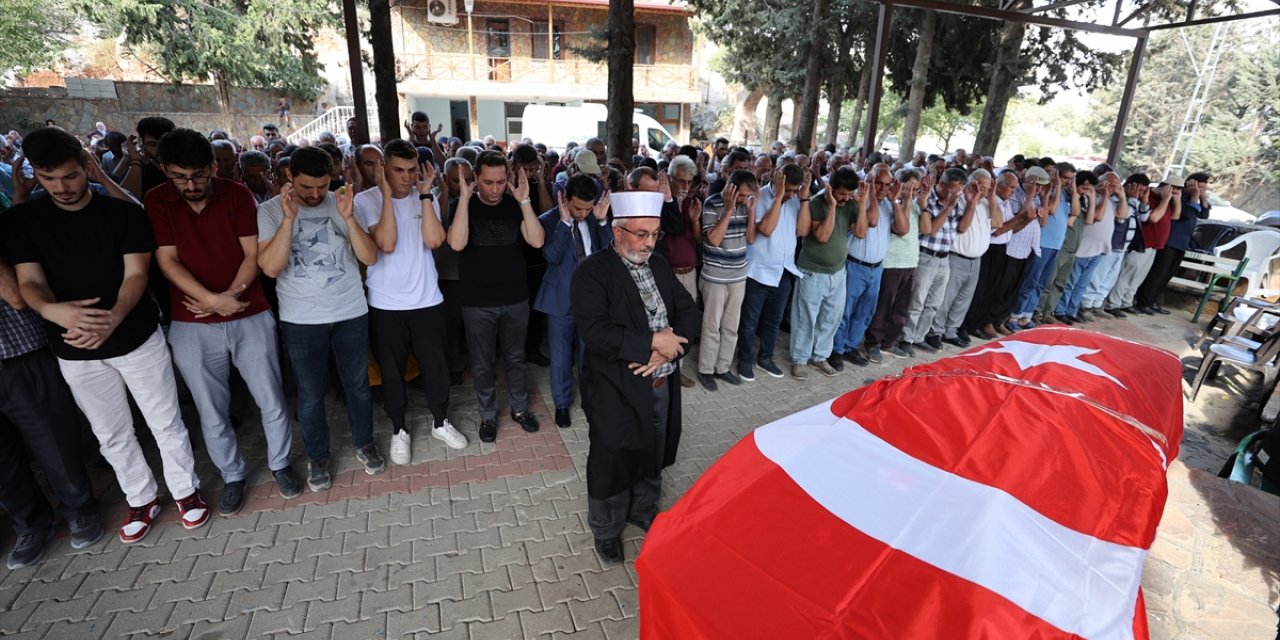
[0,0,74,85]
[82,1,334,130]
[368,0,398,143]
[896,9,936,159]
[605,0,635,164]
[792,0,831,154]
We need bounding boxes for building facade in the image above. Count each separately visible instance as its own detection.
[394,0,698,145]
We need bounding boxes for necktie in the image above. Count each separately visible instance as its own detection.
[572,221,587,263]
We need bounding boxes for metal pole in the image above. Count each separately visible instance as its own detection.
[548,4,556,83]
[467,14,477,80]
[862,1,892,158]
[1108,35,1147,168]
[342,0,369,145]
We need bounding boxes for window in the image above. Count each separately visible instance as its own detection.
[486,20,511,57]
[636,25,656,65]
[648,126,671,151]
[531,22,562,60]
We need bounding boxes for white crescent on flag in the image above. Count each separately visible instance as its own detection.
[638,328,1183,640]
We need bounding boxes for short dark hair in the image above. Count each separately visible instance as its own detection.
[512,143,539,165]
[383,138,417,161]
[781,164,804,185]
[1076,170,1099,186]
[289,147,333,179]
[1055,162,1077,174]
[829,167,860,191]
[1186,171,1210,183]
[728,169,758,191]
[1092,162,1114,174]
[21,127,84,170]
[273,156,291,180]
[627,166,658,190]
[941,167,968,183]
[564,174,599,203]
[1125,173,1151,186]
[725,149,751,168]
[823,143,837,154]
[410,111,429,123]
[714,137,729,146]
[1038,156,1056,168]
[475,150,508,172]
[136,116,175,140]
[318,143,343,164]
[638,157,658,170]
[678,145,699,162]
[157,128,213,169]
[103,131,127,146]
[262,123,279,132]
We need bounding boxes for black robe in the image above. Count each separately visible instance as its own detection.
[570,250,698,499]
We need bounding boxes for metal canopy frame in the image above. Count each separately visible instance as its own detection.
[856,0,1280,165]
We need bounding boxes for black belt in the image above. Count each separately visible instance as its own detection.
[920,247,949,259]
[846,256,882,269]
[0,348,40,371]
[951,253,979,260]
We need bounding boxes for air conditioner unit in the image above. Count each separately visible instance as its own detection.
[427,0,459,25]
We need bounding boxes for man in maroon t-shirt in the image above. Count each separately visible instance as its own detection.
[1130,176,1183,314]
[146,129,302,514]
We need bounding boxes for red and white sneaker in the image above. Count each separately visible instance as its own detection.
[175,491,210,530]
[119,500,161,544]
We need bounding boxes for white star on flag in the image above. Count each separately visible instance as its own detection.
[963,340,1126,389]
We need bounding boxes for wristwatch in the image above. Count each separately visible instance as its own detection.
[420,193,434,201]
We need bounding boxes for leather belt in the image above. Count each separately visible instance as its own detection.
[920,247,950,259]
[653,376,667,389]
[951,253,979,260]
[846,256,882,269]
[671,265,696,275]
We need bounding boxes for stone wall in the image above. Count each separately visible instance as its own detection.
[0,80,316,140]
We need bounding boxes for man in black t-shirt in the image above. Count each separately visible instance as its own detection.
[446,151,546,443]
[0,127,207,545]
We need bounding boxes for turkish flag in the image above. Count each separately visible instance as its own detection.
[637,328,1182,639]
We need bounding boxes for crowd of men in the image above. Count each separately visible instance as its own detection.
[0,113,1213,569]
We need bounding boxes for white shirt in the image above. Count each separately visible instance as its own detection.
[951,196,993,259]
[746,184,802,287]
[561,218,594,255]
[355,187,445,310]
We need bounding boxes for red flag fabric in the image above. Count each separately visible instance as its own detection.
[637,328,1182,639]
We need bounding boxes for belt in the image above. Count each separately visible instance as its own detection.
[846,256,882,269]
[671,265,696,275]
[920,247,950,259]
[951,253,979,260]
[0,348,40,371]
[653,376,667,389]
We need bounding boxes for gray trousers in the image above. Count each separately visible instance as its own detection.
[588,382,668,541]
[462,303,530,421]
[1106,248,1156,310]
[905,252,950,343]
[169,311,292,481]
[933,253,982,339]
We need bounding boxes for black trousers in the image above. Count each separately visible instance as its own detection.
[965,244,1030,329]
[525,264,548,357]
[439,279,467,378]
[370,305,450,431]
[587,382,668,541]
[0,348,97,535]
[1136,247,1186,308]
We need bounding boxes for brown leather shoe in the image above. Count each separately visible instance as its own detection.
[978,323,1000,340]
[993,322,1013,336]
[680,373,696,388]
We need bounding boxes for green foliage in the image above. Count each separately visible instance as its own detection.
[1088,23,1280,211]
[0,0,75,84]
[78,0,336,99]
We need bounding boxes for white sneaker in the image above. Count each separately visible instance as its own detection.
[431,419,469,450]
[390,430,412,465]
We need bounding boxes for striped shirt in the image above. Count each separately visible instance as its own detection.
[0,300,46,360]
[919,189,962,254]
[622,255,677,380]
[700,194,750,284]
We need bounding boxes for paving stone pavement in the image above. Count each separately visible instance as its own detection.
[0,301,1276,639]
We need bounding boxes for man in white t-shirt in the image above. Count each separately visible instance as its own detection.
[356,140,469,465]
[258,147,383,492]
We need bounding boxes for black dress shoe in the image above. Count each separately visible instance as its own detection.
[1134,305,1155,315]
[697,372,718,392]
[1105,308,1127,318]
[1054,314,1075,325]
[219,481,245,516]
[512,410,540,433]
[826,354,845,372]
[526,351,550,367]
[1152,304,1171,315]
[273,467,304,499]
[595,537,624,565]
[554,407,571,428]
[844,349,869,366]
[941,336,966,348]
[479,419,498,442]
[628,516,654,532]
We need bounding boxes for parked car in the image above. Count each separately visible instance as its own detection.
[1207,192,1256,224]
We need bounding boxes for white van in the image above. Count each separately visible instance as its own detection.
[521,103,674,154]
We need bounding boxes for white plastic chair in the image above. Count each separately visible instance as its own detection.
[1215,230,1280,298]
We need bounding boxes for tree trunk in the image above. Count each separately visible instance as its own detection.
[898,10,936,161]
[369,0,400,143]
[214,72,234,133]
[793,0,830,155]
[789,93,803,142]
[973,0,1030,156]
[824,77,845,147]
[844,62,870,148]
[763,90,784,144]
[731,87,764,146]
[606,0,636,165]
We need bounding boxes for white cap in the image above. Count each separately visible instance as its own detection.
[609,191,663,219]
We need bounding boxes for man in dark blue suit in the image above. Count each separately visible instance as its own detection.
[534,175,613,428]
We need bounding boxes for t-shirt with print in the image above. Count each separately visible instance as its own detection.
[356,187,444,311]
[0,193,159,360]
[146,177,269,324]
[446,193,528,307]
[257,192,369,325]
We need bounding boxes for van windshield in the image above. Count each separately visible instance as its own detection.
[648,126,671,151]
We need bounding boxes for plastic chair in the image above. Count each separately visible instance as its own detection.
[1194,296,1280,351]
[1187,324,1280,401]
[1214,230,1280,299]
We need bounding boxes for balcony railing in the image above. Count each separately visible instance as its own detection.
[397,52,696,92]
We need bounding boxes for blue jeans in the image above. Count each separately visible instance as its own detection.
[1012,247,1060,318]
[1056,254,1102,317]
[281,315,374,463]
[547,313,584,409]
[789,268,847,364]
[834,261,882,354]
[737,275,793,370]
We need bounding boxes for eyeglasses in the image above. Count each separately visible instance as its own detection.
[618,227,665,242]
[168,173,211,185]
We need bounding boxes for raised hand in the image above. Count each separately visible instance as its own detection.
[280,182,299,220]
[722,183,738,214]
[799,169,813,200]
[593,189,611,222]
[457,175,474,202]
[82,149,109,184]
[418,162,436,196]
[770,167,785,198]
[557,191,572,223]
[509,167,531,202]
[824,183,837,210]
[657,171,672,201]
[688,196,703,223]
[335,184,356,219]
[125,135,143,162]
